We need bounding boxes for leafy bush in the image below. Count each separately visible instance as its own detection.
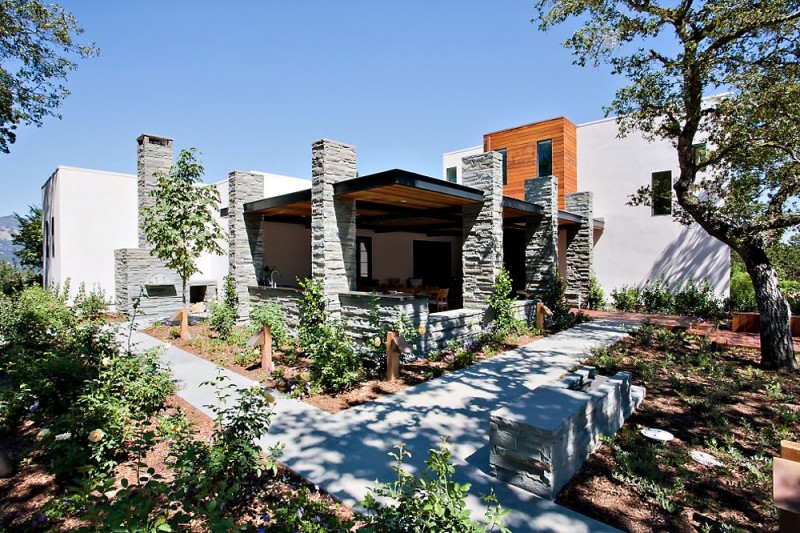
[308,320,363,393]
[221,273,238,315]
[168,373,282,505]
[641,278,674,314]
[361,438,509,533]
[611,285,639,312]
[673,279,722,318]
[73,282,108,322]
[250,300,288,348]
[209,300,236,339]
[587,274,606,310]
[298,278,327,351]
[487,266,521,337]
[542,270,568,314]
[0,260,39,296]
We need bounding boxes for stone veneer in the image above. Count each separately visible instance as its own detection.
[137,134,174,248]
[114,248,181,317]
[489,367,644,499]
[524,176,559,297]
[228,171,265,319]
[339,292,428,342]
[565,192,594,306]
[461,152,504,311]
[311,139,357,314]
[249,286,302,331]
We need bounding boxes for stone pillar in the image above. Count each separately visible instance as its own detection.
[525,177,559,297]
[137,134,174,248]
[462,152,504,311]
[565,192,594,306]
[228,171,265,319]
[310,139,357,314]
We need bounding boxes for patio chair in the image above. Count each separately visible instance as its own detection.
[431,288,449,312]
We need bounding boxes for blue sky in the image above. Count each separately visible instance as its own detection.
[0,0,621,215]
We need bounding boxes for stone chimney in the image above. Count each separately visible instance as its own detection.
[137,134,174,248]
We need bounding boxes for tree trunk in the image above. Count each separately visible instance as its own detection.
[743,253,797,370]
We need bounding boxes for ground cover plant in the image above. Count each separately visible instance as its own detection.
[557,323,799,531]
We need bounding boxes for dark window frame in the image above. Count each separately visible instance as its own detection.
[446,166,457,183]
[356,236,373,280]
[651,170,673,216]
[537,139,553,177]
[496,148,508,185]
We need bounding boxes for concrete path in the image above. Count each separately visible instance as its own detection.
[130,318,638,532]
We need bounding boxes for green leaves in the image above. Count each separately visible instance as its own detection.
[0,0,98,152]
[140,148,224,304]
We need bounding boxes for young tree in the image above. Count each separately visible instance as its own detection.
[140,149,223,335]
[0,0,98,153]
[12,205,41,271]
[534,0,800,369]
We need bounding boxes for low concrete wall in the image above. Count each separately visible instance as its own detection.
[489,367,644,499]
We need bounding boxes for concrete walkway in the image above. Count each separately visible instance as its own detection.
[131,318,638,532]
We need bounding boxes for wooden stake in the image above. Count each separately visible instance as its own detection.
[261,325,273,373]
[179,305,190,339]
[536,302,553,330]
[386,331,400,381]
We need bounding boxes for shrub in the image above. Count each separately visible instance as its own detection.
[542,270,568,314]
[487,266,521,337]
[73,282,108,322]
[308,320,363,393]
[298,278,327,351]
[0,260,39,296]
[209,300,236,339]
[673,279,722,318]
[221,273,238,316]
[726,264,757,312]
[587,274,606,310]
[168,373,282,505]
[250,300,288,348]
[361,438,509,533]
[641,278,673,314]
[611,285,639,312]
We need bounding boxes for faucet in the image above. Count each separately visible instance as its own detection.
[270,269,281,288]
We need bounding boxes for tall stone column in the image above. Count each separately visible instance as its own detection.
[525,176,559,297]
[310,139,357,313]
[137,134,174,248]
[228,171,265,319]
[565,192,594,306]
[462,152,504,311]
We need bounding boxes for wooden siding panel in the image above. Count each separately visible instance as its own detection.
[483,117,578,209]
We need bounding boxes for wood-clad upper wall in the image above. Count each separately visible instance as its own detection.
[483,117,577,210]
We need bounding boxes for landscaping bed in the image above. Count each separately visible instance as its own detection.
[557,324,799,532]
[145,322,543,413]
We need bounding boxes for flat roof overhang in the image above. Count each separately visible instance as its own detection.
[243,169,596,236]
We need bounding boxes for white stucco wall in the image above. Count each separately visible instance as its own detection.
[42,166,138,301]
[577,117,730,297]
[442,146,481,184]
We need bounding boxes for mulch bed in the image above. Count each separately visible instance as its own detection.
[145,323,542,413]
[556,328,799,532]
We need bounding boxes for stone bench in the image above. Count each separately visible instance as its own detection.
[489,366,645,499]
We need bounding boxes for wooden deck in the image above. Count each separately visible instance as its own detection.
[573,309,800,352]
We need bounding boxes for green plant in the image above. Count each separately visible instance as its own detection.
[586,345,625,374]
[587,274,606,310]
[232,348,260,367]
[543,270,568,314]
[73,282,108,322]
[250,300,288,348]
[641,278,673,314]
[140,148,224,307]
[611,285,639,312]
[673,279,722,319]
[0,260,39,296]
[487,266,521,338]
[308,320,363,393]
[221,273,238,317]
[361,438,509,532]
[298,277,327,351]
[208,299,236,339]
[168,373,282,507]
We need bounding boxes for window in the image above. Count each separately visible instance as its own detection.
[693,143,707,166]
[43,220,49,258]
[537,139,552,177]
[356,236,372,279]
[446,166,457,183]
[651,171,672,216]
[497,148,508,185]
[50,217,55,258]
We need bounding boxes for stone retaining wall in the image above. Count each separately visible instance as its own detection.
[489,367,644,499]
[249,286,302,331]
[339,292,428,342]
[425,308,484,352]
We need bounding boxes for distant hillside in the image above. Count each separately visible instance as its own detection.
[0,215,20,264]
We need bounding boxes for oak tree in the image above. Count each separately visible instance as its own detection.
[534,0,800,369]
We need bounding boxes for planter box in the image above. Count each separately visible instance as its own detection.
[732,312,800,336]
